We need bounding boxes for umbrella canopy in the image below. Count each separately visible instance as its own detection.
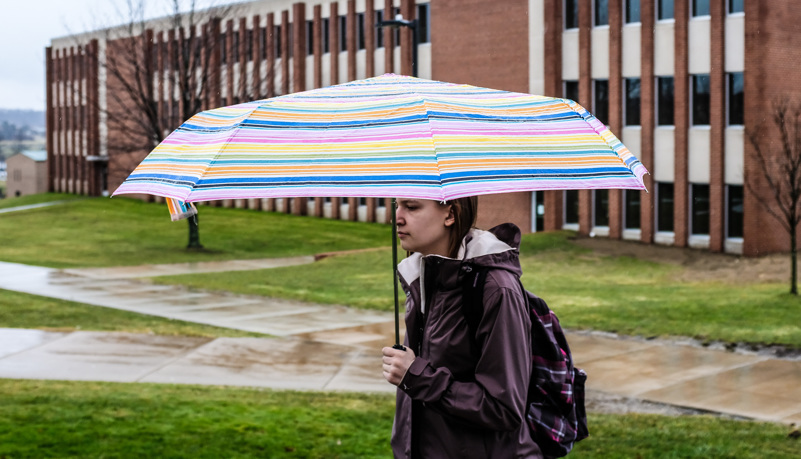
[113,74,647,202]
[112,74,649,349]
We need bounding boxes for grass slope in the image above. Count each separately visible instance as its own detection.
[155,231,801,347]
[0,194,389,268]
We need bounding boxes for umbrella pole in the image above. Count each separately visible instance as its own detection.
[391,198,406,351]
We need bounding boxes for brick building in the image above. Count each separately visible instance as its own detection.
[46,0,801,255]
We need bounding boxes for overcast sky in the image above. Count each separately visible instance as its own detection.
[0,0,226,111]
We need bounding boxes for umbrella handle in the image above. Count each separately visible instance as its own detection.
[391,198,406,351]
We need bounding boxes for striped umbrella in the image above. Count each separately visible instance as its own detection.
[113,73,648,347]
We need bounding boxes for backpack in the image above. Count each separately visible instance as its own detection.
[460,263,589,458]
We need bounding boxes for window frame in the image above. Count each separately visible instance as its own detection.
[691,74,711,126]
[690,183,711,236]
[594,0,609,27]
[593,189,610,228]
[624,77,641,127]
[624,189,641,230]
[565,0,579,30]
[656,76,675,126]
[726,184,744,239]
[656,182,675,233]
[657,0,675,21]
[692,0,710,17]
[727,72,744,126]
[593,79,610,126]
[625,0,641,24]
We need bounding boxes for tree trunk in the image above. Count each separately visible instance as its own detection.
[187,214,203,249]
[792,227,798,295]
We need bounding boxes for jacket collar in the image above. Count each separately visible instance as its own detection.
[397,223,521,287]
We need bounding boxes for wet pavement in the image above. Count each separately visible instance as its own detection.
[1,260,800,424]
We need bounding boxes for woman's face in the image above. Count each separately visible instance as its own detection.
[395,199,454,257]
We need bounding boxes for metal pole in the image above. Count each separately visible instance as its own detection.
[391,198,405,350]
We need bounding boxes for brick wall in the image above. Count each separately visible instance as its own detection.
[743,1,801,255]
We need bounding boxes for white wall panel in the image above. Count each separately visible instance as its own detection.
[654,127,676,182]
[591,27,609,78]
[562,30,579,81]
[725,127,744,184]
[654,22,675,76]
[688,127,711,183]
[621,126,642,160]
[688,18,711,74]
[725,14,745,72]
[529,0,545,94]
[621,25,641,77]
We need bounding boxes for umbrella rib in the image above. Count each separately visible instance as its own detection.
[188,105,262,202]
[407,80,447,202]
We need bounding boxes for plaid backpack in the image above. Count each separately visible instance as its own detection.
[461,264,589,457]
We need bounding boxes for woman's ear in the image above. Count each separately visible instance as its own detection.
[444,204,456,227]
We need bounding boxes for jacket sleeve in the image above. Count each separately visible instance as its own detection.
[398,277,532,432]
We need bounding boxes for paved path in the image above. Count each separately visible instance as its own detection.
[1,260,800,424]
[0,200,80,214]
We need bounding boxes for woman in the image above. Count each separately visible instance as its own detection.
[382,197,542,458]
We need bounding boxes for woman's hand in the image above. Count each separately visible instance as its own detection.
[382,346,417,386]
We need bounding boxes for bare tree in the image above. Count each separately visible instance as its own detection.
[746,99,801,295]
[92,0,239,249]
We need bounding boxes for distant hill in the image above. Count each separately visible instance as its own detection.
[0,109,45,131]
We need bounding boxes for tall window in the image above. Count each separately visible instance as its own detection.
[375,11,383,48]
[417,3,431,43]
[691,184,710,235]
[594,189,610,227]
[728,72,744,126]
[261,27,267,59]
[323,18,330,53]
[625,190,641,229]
[307,20,314,56]
[594,79,609,126]
[658,0,674,20]
[565,0,579,29]
[657,77,675,126]
[729,0,744,14]
[727,185,744,238]
[565,190,579,225]
[564,80,579,103]
[357,13,366,50]
[693,0,710,17]
[233,31,239,62]
[595,0,609,26]
[220,31,228,63]
[692,74,711,126]
[275,25,281,58]
[626,0,641,23]
[339,16,347,52]
[657,182,674,232]
[246,29,253,61]
[625,78,641,126]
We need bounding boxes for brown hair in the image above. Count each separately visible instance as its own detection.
[442,196,479,258]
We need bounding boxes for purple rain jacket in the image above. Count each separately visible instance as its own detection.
[391,223,543,458]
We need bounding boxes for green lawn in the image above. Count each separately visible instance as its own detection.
[0,379,797,458]
[0,194,389,268]
[0,288,266,338]
[0,191,82,209]
[153,231,801,348]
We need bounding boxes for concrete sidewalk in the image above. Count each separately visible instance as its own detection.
[1,260,800,424]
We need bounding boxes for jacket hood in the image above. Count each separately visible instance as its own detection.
[397,222,523,288]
